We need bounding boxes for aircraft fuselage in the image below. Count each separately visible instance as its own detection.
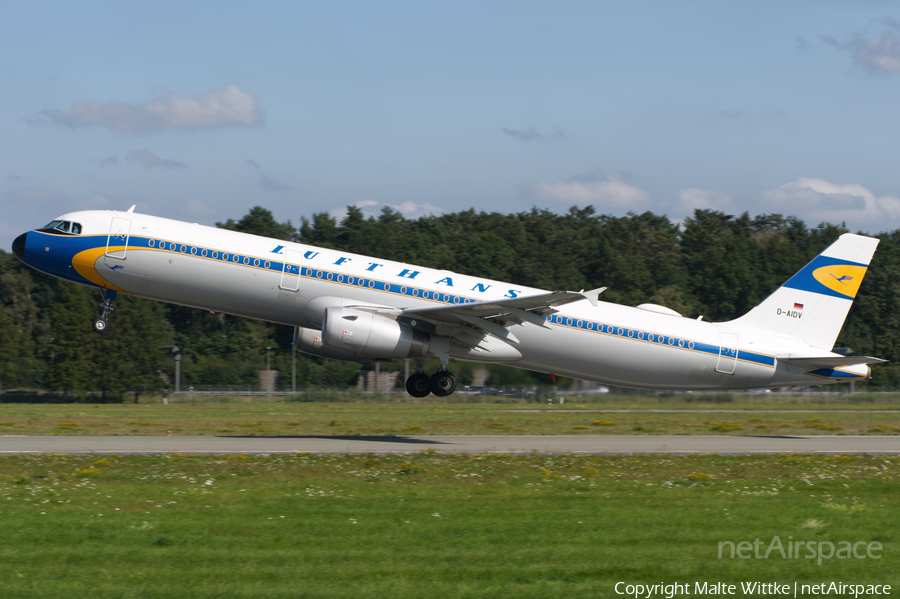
[13,209,875,391]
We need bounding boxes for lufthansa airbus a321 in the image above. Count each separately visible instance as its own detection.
[12,207,885,397]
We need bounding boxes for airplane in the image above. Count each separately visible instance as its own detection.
[11,206,885,397]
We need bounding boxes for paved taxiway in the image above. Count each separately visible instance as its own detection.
[0,435,898,455]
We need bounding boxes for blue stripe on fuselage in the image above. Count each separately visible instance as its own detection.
[544,314,776,368]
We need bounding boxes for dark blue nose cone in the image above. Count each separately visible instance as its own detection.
[12,232,27,261]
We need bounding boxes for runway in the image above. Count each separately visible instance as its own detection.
[0,434,898,455]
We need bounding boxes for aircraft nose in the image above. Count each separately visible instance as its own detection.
[12,232,27,261]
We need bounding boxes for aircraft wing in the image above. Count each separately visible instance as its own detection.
[407,288,604,320]
[393,287,606,345]
[777,355,888,368]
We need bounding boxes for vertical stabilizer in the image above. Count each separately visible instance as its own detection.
[724,233,879,350]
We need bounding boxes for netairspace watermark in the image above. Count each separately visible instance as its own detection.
[718,536,882,566]
[615,582,892,598]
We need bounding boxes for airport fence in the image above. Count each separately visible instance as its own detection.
[4,384,900,405]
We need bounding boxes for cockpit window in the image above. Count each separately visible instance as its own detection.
[40,220,81,235]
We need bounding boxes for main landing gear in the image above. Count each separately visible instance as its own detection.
[92,290,117,333]
[405,360,457,398]
[405,372,431,397]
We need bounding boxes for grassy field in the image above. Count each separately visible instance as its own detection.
[0,452,896,598]
[0,398,899,436]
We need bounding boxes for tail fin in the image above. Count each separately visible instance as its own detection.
[725,233,879,350]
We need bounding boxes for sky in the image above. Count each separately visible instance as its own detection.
[4,1,900,250]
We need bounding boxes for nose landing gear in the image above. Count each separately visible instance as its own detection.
[93,290,117,333]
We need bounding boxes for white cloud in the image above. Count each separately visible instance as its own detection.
[824,19,900,74]
[667,189,738,228]
[36,84,263,134]
[852,32,900,72]
[676,188,737,214]
[528,171,650,209]
[329,200,378,222]
[126,149,187,169]
[388,201,444,219]
[761,177,900,227]
[329,199,444,223]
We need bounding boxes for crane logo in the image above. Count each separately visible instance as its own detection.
[812,264,866,299]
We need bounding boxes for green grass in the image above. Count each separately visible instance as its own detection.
[0,400,899,436]
[0,453,896,597]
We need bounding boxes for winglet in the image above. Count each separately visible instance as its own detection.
[580,287,607,307]
[126,205,136,213]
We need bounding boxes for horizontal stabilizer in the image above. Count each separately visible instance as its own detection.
[777,355,887,368]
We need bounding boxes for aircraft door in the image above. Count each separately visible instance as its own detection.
[716,332,738,375]
[105,217,131,260]
[279,248,303,291]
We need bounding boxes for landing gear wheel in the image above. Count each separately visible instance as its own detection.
[405,372,431,398]
[430,371,457,397]
[92,318,108,333]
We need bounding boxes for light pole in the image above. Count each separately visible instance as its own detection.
[266,346,272,401]
[159,346,181,394]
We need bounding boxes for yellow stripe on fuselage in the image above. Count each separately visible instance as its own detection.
[71,245,130,294]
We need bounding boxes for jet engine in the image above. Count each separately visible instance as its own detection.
[294,327,376,362]
[321,306,429,359]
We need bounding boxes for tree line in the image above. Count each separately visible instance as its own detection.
[2,205,900,400]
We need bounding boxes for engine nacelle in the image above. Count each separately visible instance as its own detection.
[321,306,429,359]
[294,327,374,362]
